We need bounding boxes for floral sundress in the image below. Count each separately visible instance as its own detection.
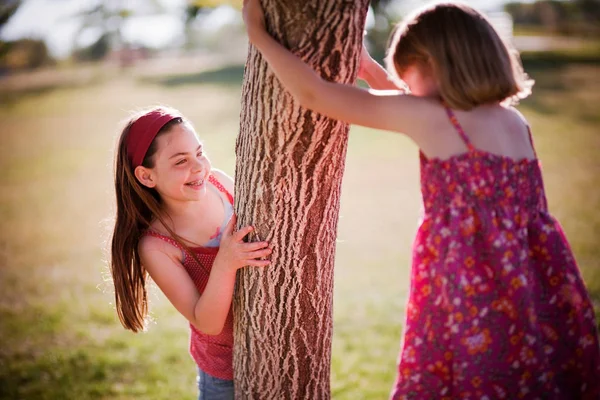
[391,106,600,400]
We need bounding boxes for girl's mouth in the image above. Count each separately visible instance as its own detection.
[185,178,205,188]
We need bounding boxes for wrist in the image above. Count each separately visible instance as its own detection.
[247,24,267,45]
[213,263,238,280]
[212,255,238,277]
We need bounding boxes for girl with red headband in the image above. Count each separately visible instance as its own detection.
[109,106,271,399]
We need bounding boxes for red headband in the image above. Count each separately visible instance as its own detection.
[126,110,181,168]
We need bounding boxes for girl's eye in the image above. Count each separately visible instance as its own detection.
[176,159,187,166]
[197,151,203,158]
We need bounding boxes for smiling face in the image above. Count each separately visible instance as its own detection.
[134,123,211,203]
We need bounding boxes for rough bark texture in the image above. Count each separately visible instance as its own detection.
[233,1,369,399]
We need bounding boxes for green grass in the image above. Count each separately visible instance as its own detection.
[0,57,599,399]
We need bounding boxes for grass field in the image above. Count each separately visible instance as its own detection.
[0,55,598,399]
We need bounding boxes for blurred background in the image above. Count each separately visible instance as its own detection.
[0,0,598,398]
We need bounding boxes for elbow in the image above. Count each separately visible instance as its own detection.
[203,327,224,336]
[192,320,224,336]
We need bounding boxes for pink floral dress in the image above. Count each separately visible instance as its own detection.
[391,106,600,400]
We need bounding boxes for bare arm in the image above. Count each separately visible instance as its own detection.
[242,0,430,139]
[140,217,271,335]
[141,244,236,335]
[358,46,407,92]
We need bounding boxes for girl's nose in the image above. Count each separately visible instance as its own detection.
[191,157,203,172]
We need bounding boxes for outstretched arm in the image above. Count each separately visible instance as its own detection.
[242,0,427,137]
[358,45,407,92]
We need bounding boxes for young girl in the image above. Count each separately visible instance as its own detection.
[109,106,272,399]
[243,1,600,398]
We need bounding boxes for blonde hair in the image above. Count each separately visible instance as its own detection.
[385,2,533,110]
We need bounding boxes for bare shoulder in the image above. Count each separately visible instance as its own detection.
[389,93,451,133]
[499,106,534,144]
[405,97,461,148]
[507,106,531,128]
[138,234,182,266]
[210,168,234,193]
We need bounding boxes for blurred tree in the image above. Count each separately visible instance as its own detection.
[184,2,207,49]
[73,33,111,62]
[184,0,242,49]
[233,0,370,398]
[575,0,600,23]
[505,0,600,35]
[0,38,53,70]
[533,1,568,32]
[72,2,133,64]
[0,1,55,72]
[0,0,21,30]
[72,0,164,65]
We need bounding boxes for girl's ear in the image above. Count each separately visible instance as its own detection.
[134,166,156,188]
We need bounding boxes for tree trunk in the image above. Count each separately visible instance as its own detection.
[233,1,369,399]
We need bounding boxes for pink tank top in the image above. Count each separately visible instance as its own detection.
[143,174,234,380]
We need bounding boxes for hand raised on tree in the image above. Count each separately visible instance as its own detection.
[213,214,272,273]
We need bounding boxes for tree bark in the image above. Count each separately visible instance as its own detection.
[233,1,369,399]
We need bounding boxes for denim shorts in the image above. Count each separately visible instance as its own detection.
[197,368,234,400]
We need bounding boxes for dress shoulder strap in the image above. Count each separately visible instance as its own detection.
[443,104,475,152]
[208,174,234,205]
[143,229,183,249]
[142,229,190,263]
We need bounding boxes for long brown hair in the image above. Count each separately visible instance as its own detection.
[386,2,533,110]
[110,106,198,332]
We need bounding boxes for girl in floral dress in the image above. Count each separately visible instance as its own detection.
[242,0,600,398]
